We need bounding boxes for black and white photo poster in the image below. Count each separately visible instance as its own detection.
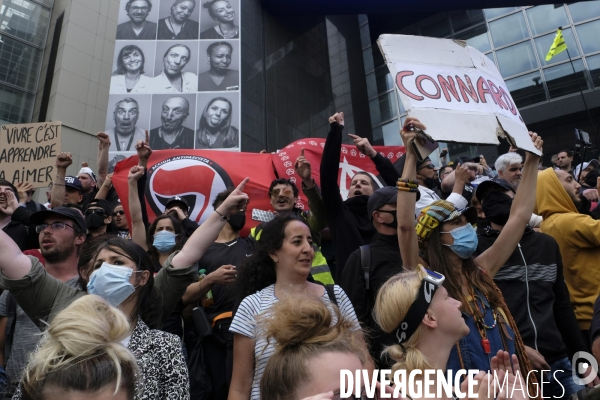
[106,0,241,158]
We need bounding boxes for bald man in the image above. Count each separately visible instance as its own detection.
[150,96,194,149]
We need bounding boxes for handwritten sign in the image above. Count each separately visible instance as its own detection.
[0,121,61,188]
[377,34,541,155]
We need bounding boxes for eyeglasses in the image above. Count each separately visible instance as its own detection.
[130,6,149,12]
[418,164,435,170]
[85,209,106,216]
[113,210,125,216]
[270,188,294,198]
[36,222,75,233]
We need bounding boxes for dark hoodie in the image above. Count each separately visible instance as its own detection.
[476,225,587,362]
[320,122,399,280]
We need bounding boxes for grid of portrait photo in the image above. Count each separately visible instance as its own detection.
[106,0,241,163]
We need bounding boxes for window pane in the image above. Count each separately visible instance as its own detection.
[0,84,34,124]
[586,54,600,87]
[489,12,529,48]
[363,48,374,73]
[369,92,397,126]
[358,14,368,25]
[534,28,579,66]
[543,59,588,98]
[496,41,538,77]
[576,20,600,54]
[484,7,519,20]
[454,24,491,53]
[360,24,371,49]
[506,71,547,107]
[421,15,451,38]
[569,1,600,23]
[451,10,485,32]
[525,5,568,36]
[366,66,394,99]
[0,35,43,92]
[372,119,401,146]
[0,0,51,47]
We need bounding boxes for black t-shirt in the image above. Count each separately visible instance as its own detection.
[199,237,255,317]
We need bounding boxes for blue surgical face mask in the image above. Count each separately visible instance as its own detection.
[441,223,478,259]
[153,230,177,253]
[87,263,137,307]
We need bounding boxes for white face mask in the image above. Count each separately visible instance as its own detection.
[87,263,139,307]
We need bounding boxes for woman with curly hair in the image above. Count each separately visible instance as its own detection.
[393,117,542,394]
[228,215,369,400]
[195,97,238,149]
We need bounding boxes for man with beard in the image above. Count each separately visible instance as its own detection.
[116,0,157,40]
[0,180,32,251]
[150,96,194,149]
[106,98,146,152]
[186,189,252,400]
[556,149,575,176]
[0,207,86,397]
[535,168,600,346]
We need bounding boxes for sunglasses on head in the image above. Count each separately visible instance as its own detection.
[271,188,294,198]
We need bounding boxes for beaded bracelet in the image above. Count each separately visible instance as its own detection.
[397,178,419,185]
[397,186,418,193]
[397,181,419,189]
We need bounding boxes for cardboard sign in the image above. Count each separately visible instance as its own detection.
[0,122,61,188]
[377,34,541,155]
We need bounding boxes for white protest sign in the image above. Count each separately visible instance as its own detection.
[377,34,541,155]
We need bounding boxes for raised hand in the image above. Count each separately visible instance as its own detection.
[348,134,377,158]
[136,130,153,162]
[216,178,249,217]
[166,206,187,221]
[294,148,313,183]
[97,132,111,150]
[55,152,73,169]
[2,190,19,216]
[103,173,113,189]
[328,112,344,126]
[15,182,33,203]
[128,165,145,183]
[528,131,543,155]
[455,164,471,185]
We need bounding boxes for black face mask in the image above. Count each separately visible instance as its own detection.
[481,192,513,226]
[376,209,398,229]
[85,213,106,230]
[476,217,489,230]
[584,169,599,188]
[228,211,246,231]
[422,177,439,190]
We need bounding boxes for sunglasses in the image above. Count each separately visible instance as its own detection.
[270,188,294,198]
[85,209,106,216]
[113,210,125,216]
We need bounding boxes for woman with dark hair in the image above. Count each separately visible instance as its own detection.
[395,117,542,393]
[200,0,238,39]
[110,45,152,94]
[198,42,239,91]
[145,214,185,272]
[0,177,250,400]
[195,97,238,149]
[157,0,199,40]
[228,215,367,400]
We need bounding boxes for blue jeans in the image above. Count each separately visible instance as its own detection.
[542,357,584,400]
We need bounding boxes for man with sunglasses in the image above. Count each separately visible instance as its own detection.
[84,199,113,238]
[0,206,85,396]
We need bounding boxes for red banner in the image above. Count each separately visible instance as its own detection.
[111,140,405,236]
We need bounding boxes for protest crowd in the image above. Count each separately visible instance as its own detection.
[2,109,600,400]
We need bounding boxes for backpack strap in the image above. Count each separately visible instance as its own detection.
[360,245,371,290]
[324,284,338,306]
[5,293,18,362]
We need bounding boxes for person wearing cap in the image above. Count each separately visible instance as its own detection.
[535,167,600,346]
[475,178,593,398]
[340,186,407,367]
[77,166,97,196]
[397,117,543,386]
[23,188,46,213]
[0,206,86,396]
[575,160,599,189]
[84,199,113,238]
[164,195,200,238]
[0,180,33,251]
[439,155,482,204]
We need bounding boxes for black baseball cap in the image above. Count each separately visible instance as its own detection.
[64,176,83,192]
[475,178,515,203]
[30,206,87,233]
[367,186,398,220]
[87,199,111,214]
[165,196,189,212]
[455,156,480,165]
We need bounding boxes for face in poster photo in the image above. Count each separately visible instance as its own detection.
[198,41,239,91]
[200,0,239,39]
[195,93,239,149]
[110,42,156,94]
[150,94,197,150]
[150,42,198,93]
[116,0,158,40]
[157,0,200,40]
[105,95,151,152]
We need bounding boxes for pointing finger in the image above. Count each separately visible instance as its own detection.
[300,148,305,157]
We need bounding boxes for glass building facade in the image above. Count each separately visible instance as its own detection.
[361,2,600,159]
[0,0,53,125]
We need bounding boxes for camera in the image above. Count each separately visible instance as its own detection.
[575,129,592,146]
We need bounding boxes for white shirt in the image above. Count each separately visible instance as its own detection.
[416,185,468,217]
[109,74,153,94]
[149,71,198,93]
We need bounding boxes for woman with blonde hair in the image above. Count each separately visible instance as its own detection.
[20,295,138,400]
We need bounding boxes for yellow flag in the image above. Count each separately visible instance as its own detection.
[545,29,567,61]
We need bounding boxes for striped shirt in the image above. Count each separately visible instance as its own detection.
[229,284,359,400]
